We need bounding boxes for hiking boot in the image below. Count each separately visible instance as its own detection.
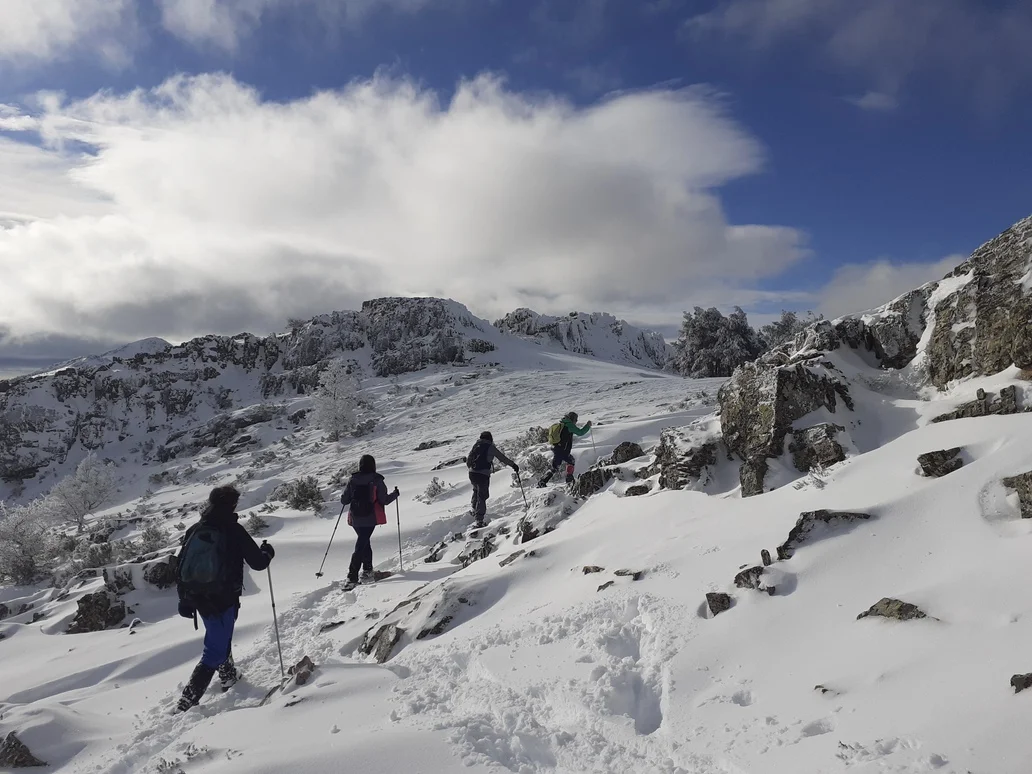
[360,570,374,584]
[342,578,358,592]
[176,663,216,712]
[218,657,239,692]
[565,475,575,485]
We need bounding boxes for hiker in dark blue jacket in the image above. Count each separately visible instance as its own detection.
[466,431,518,528]
[340,454,399,591]
[175,485,275,713]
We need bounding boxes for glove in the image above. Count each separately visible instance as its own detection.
[260,540,275,560]
[512,463,520,472]
[178,600,195,619]
[392,487,400,498]
[585,420,592,429]
[340,493,348,504]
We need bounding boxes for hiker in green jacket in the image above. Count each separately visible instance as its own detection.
[537,412,592,487]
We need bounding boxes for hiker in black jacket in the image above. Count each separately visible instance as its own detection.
[466,431,518,528]
[175,485,275,713]
[340,454,399,591]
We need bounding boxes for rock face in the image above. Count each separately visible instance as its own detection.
[734,566,774,595]
[624,483,651,497]
[857,598,928,622]
[143,555,178,589]
[494,308,672,370]
[1001,471,1032,518]
[360,623,403,664]
[719,362,853,496]
[917,448,964,478]
[777,510,873,561]
[924,216,1032,389]
[0,733,47,768]
[1011,674,1032,694]
[641,427,718,491]
[789,423,846,473]
[66,590,128,633]
[577,468,615,498]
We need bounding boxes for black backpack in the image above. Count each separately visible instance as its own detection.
[468,439,491,471]
[176,523,235,605]
[350,480,376,520]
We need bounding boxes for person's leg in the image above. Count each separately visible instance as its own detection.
[563,452,576,484]
[469,471,479,516]
[218,606,240,690]
[538,448,562,486]
[470,472,489,523]
[359,526,375,575]
[178,606,234,711]
[348,526,363,582]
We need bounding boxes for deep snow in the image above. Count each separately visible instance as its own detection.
[2,341,1032,774]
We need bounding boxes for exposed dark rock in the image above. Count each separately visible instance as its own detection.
[360,623,403,663]
[1001,471,1032,518]
[288,408,309,425]
[456,536,495,568]
[761,549,772,567]
[289,655,317,686]
[0,603,7,620]
[582,565,605,574]
[640,428,717,491]
[930,386,1023,423]
[777,510,872,561]
[0,732,47,768]
[104,567,136,595]
[499,550,525,567]
[142,555,178,590]
[857,598,928,621]
[609,441,645,465]
[66,590,128,633]
[415,439,451,451]
[424,541,448,563]
[614,569,644,580]
[624,483,651,497]
[917,448,964,478]
[577,467,614,498]
[733,566,769,592]
[705,592,732,616]
[1011,674,1032,694]
[789,423,846,473]
[719,361,853,497]
[432,457,465,471]
[597,580,615,592]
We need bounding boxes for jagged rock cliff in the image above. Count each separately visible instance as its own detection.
[719,213,1032,496]
[494,308,671,370]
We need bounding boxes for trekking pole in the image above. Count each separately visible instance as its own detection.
[590,428,598,458]
[266,567,286,679]
[315,504,346,578]
[517,475,529,510]
[395,500,404,572]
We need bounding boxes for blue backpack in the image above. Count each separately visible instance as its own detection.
[176,523,234,605]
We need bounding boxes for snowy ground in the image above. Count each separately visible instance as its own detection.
[3,347,1032,774]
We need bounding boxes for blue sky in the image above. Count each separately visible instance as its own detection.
[0,0,1030,369]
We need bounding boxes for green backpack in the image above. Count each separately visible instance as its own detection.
[547,422,564,445]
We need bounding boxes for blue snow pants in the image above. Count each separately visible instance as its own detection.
[200,605,238,668]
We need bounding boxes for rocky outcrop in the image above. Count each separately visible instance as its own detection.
[143,555,178,589]
[494,308,671,370]
[0,732,46,768]
[924,216,1032,389]
[734,566,775,595]
[640,428,718,491]
[930,386,1022,423]
[917,448,964,478]
[777,510,872,560]
[624,483,651,497]
[360,623,403,664]
[1001,471,1032,519]
[66,590,128,633]
[719,361,853,496]
[857,598,929,622]
[577,468,615,498]
[608,441,645,465]
[789,423,846,473]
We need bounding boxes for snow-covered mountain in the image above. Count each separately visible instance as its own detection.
[494,308,672,370]
[0,297,668,494]
[2,214,1032,773]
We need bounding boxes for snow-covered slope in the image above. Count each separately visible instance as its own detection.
[495,308,672,370]
[31,338,173,377]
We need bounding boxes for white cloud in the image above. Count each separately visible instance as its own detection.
[0,72,808,350]
[844,90,897,112]
[685,0,1032,110]
[816,255,961,319]
[0,0,136,66]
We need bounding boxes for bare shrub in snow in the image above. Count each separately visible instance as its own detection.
[416,477,447,504]
[312,358,359,441]
[245,513,269,535]
[0,499,58,585]
[497,426,550,460]
[138,523,168,554]
[521,452,552,483]
[49,453,117,532]
[285,477,324,513]
[669,306,763,378]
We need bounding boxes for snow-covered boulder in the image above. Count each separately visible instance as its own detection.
[1001,470,1032,519]
[495,308,671,370]
[856,598,929,622]
[640,426,719,491]
[0,732,47,768]
[917,448,964,478]
[65,590,129,634]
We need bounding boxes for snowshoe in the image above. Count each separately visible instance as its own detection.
[341,578,358,592]
[360,570,375,584]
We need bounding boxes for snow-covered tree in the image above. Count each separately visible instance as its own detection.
[759,310,824,351]
[312,358,358,441]
[670,306,763,378]
[0,499,57,585]
[48,453,117,533]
